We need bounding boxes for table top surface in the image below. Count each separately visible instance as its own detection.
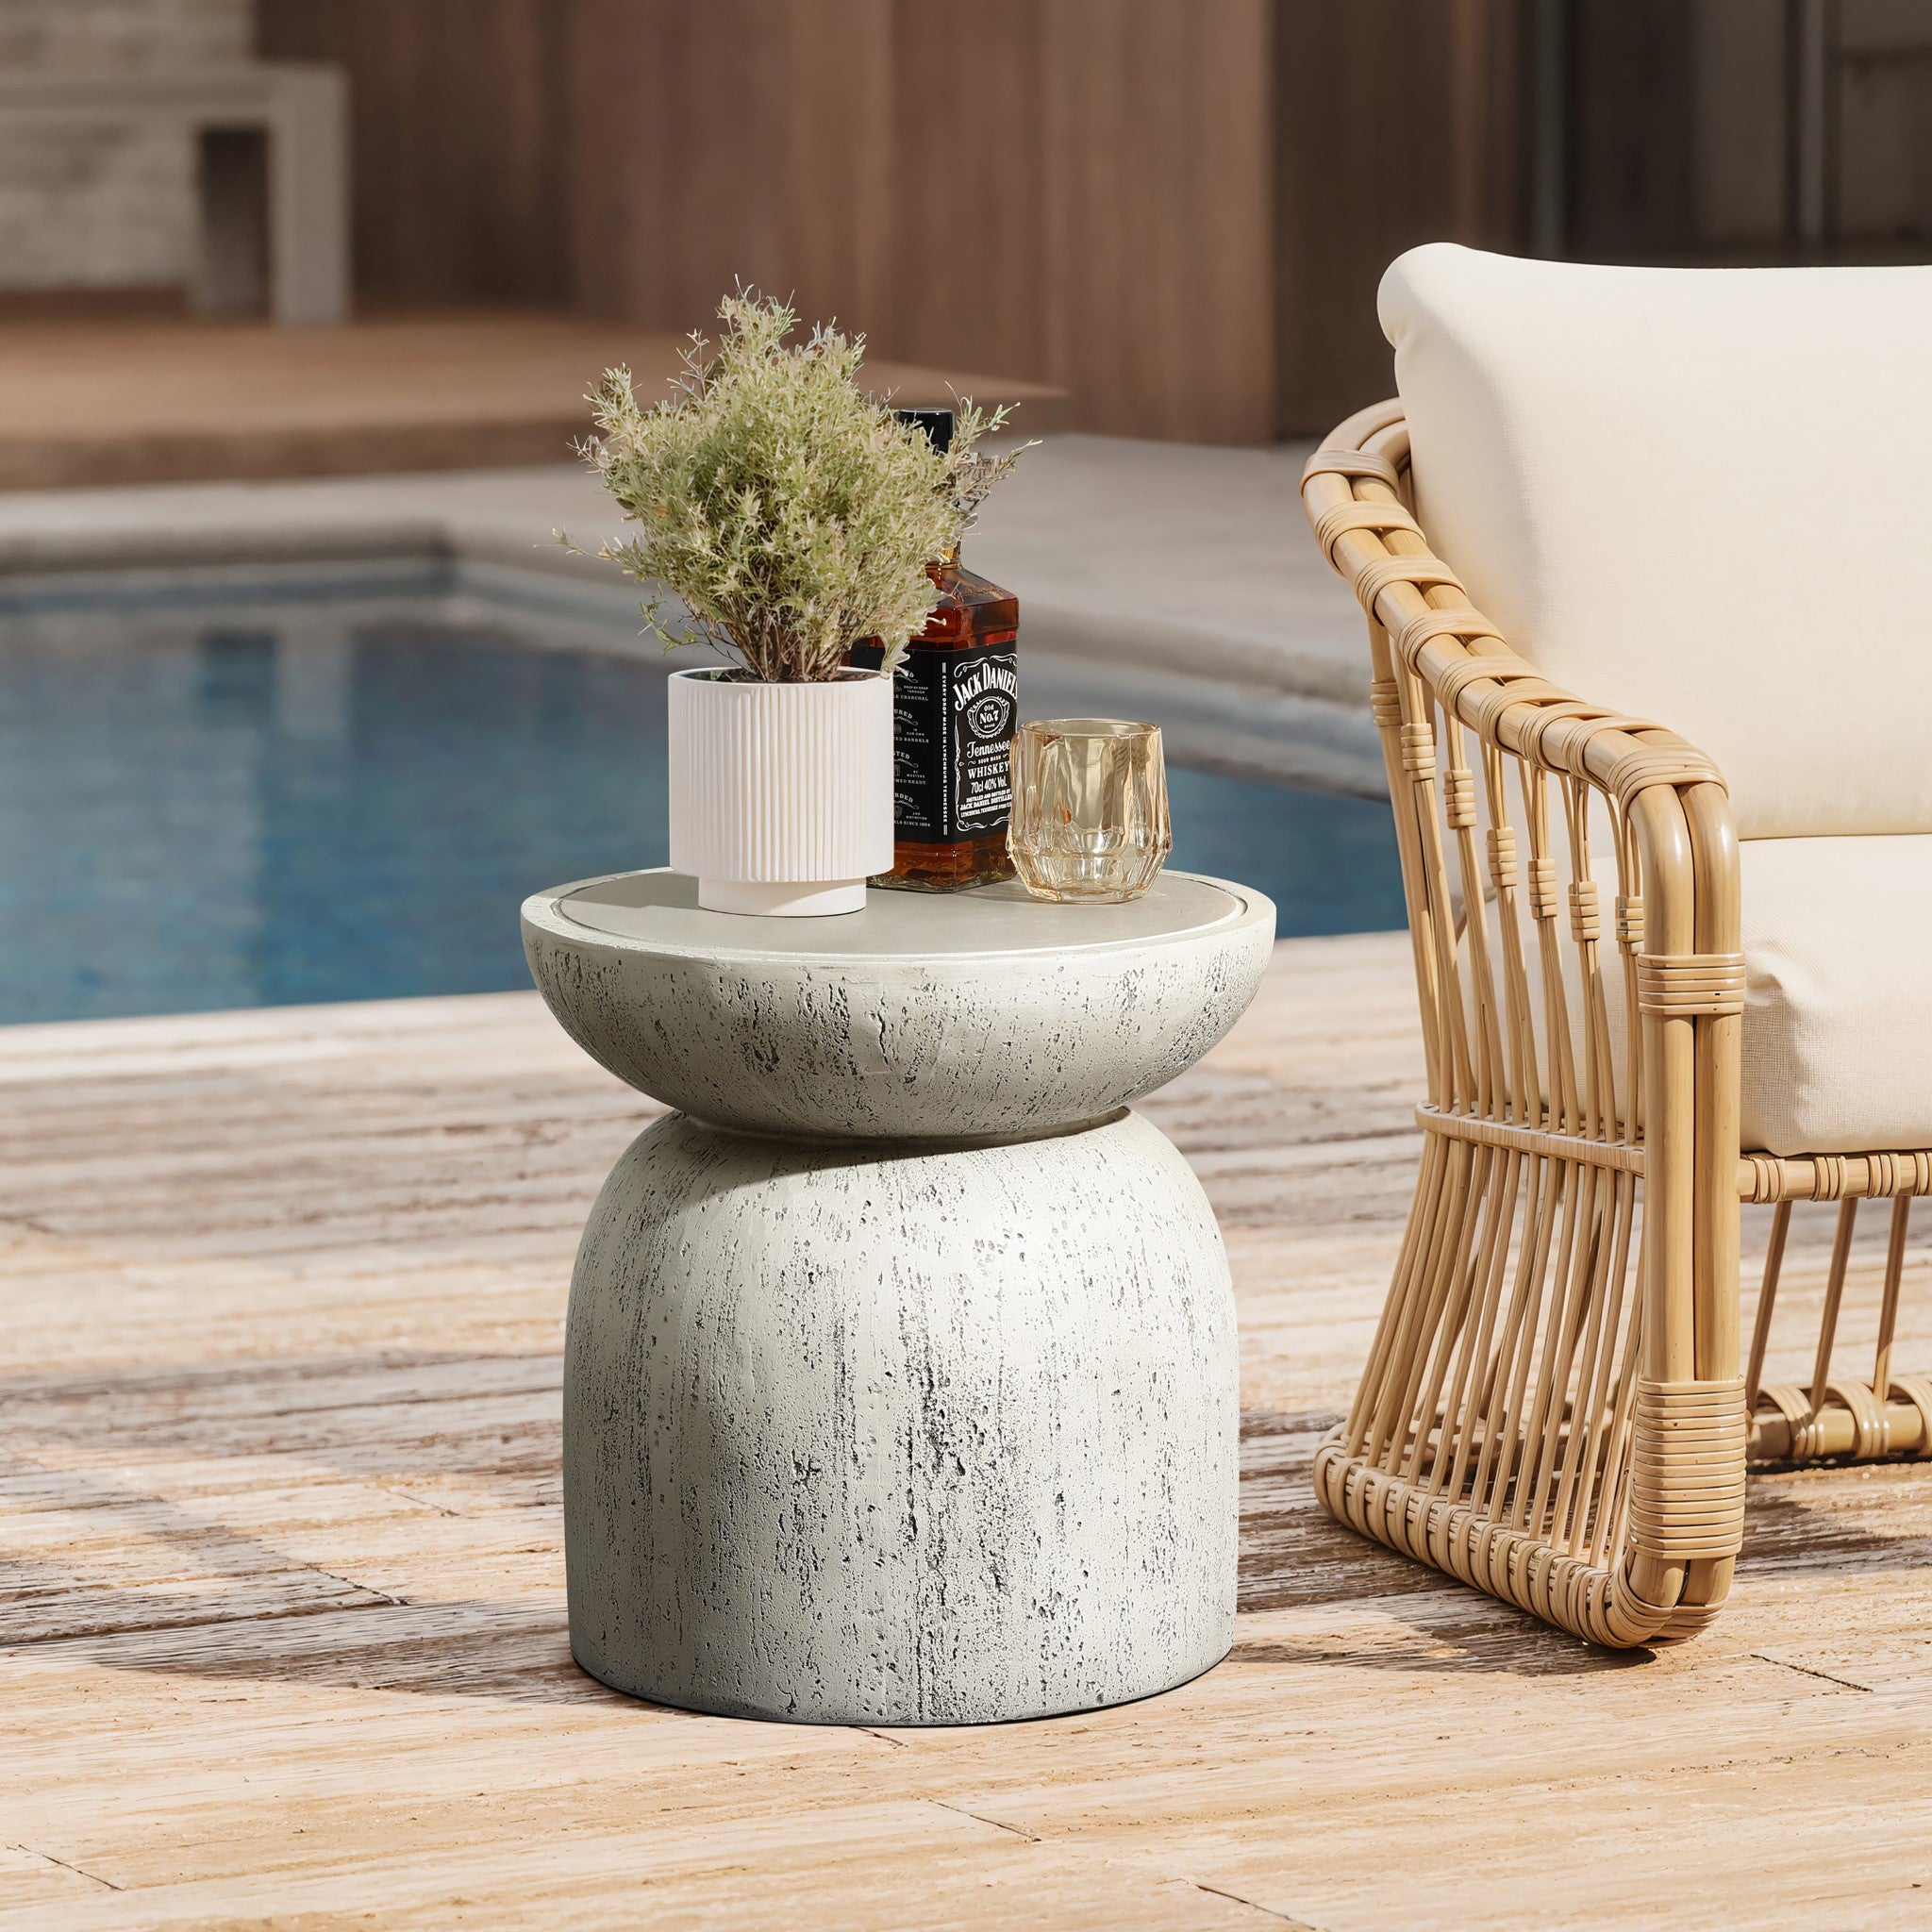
[527,867,1270,964]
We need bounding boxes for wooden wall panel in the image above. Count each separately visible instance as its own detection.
[257,0,573,306]
[885,0,1054,390]
[262,0,1283,440]
[567,0,753,325]
[1274,0,1526,436]
[1043,0,1276,441]
[1566,0,1698,262]
[564,1,895,344]
[782,0,894,339]
[564,0,1275,441]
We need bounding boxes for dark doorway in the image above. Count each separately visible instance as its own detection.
[197,125,272,316]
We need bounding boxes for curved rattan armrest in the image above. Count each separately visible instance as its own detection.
[1300,403,1742,1031]
[1300,401,1747,1648]
[1302,405,1726,815]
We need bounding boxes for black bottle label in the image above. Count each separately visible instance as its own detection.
[950,641,1019,834]
[887,639,1018,841]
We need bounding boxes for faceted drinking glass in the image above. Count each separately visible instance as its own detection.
[1008,718,1172,903]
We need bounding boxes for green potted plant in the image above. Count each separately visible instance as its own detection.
[577,293,1004,917]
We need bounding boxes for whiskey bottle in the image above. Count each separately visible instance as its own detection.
[858,409,1020,891]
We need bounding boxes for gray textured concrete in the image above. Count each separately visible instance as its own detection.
[522,867,1276,1141]
[0,433,1379,791]
[530,866,1271,1723]
[567,1107,1239,1724]
[0,0,252,293]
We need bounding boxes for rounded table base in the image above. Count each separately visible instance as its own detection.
[564,1108,1238,1725]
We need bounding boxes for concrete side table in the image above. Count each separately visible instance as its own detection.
[523,869,1274,1724]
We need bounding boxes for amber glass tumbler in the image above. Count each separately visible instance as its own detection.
[1008,719,1172,903]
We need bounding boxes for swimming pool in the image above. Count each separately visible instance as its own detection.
[0,589,1404,1024]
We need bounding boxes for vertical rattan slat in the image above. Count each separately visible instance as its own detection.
[1304,403,1747,1646]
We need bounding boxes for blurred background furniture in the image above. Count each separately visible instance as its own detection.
[1303,242,1932,1646]
[0,63,351,325]
[0,0,346,325]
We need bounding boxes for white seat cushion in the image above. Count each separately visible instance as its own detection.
[1741,835,1932,1155]
[1380,245,1932,841]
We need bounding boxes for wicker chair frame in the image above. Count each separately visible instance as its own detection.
[1302,401,1932,1647]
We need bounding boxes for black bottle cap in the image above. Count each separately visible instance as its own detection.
[895,407,954,455]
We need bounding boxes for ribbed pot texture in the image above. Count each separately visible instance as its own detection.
[667,669,893,912]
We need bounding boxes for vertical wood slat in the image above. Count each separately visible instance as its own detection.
[264,2,1540,441]
[1041,0,1275,441]
[1273,0,1527,435]
[257,0,574,306]
[268,0,1278,442]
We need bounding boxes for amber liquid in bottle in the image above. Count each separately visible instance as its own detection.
[855,545,1020,891]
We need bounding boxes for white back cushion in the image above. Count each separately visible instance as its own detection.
[1380,245,1932,840]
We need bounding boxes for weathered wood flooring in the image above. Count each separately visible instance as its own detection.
[0,314,1069,491]
[4,934,1931,1929]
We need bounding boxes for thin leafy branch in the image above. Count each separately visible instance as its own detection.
[561,291,1026,682]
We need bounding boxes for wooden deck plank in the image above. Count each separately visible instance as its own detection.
[4,936,1932,1927]
[0,315,1070,491]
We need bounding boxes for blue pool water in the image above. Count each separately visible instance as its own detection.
[0,596,1404,1024]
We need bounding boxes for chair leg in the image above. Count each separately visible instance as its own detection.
[1750,1192,1932,1463]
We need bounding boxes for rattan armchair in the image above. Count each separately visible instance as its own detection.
[1303,390,1932,1648]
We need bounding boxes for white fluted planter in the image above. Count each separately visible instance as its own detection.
[667,667,893,917]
